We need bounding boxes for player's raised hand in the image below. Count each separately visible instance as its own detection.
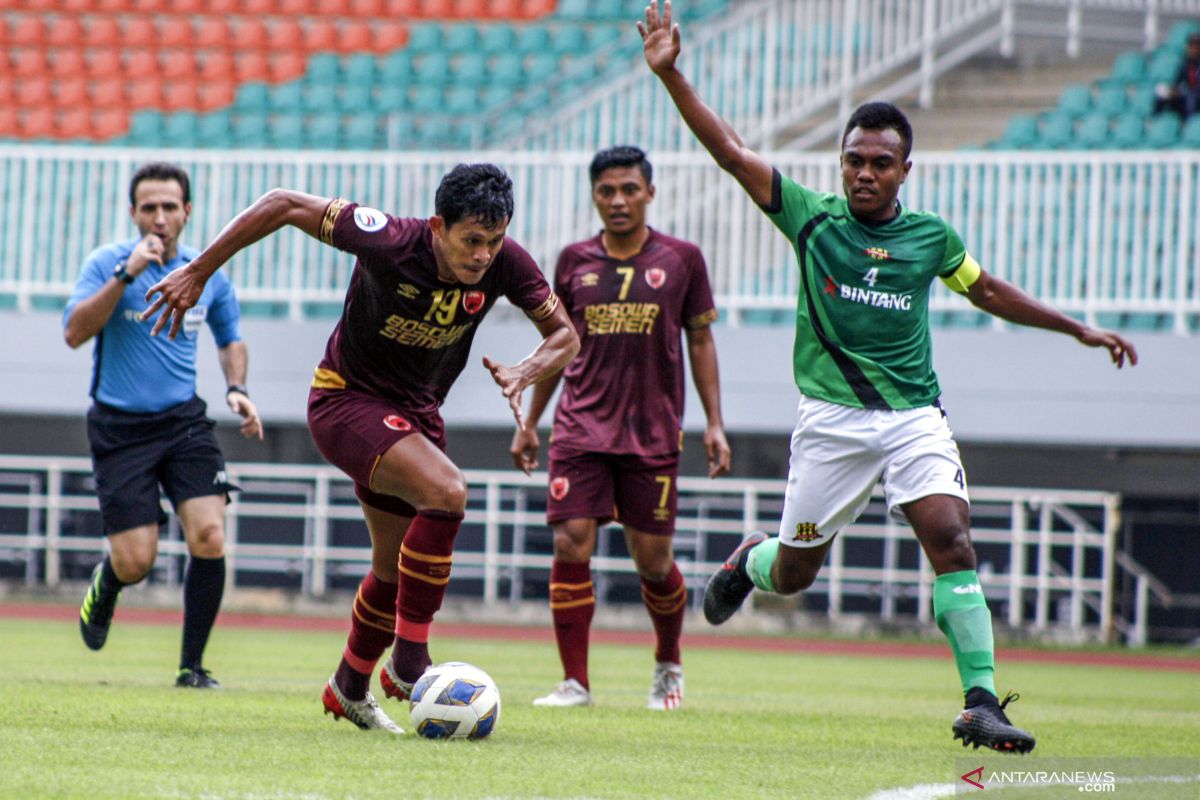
[482,355,528,427]
[509,424,540,475]
[705,423,732,478]
[140,262,207,339]
[227,391,264,440]
[1077,327,1139,369]
[638,0,681,75]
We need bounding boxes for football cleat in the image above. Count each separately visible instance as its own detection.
[646,662,684,711]
[175,667,221,689]
[322,677,404,734]
[702,530,768,625]
[532,678,593,707]
[952,689,1036,753]
[379,659,416,703]
[79,562,120,651]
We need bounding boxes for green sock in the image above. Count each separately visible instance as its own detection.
[744,537,780,593]
[933,570,996,697]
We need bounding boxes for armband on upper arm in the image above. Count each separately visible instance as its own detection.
[940,254,981,295]
[319,198,349,245]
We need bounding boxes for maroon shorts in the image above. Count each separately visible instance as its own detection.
[546,447,680,536]
[307,387,445,517]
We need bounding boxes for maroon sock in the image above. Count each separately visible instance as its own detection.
[389,509,462,682]
[549,559,595,689]
[641,562,686,665]
[333,572,397,700]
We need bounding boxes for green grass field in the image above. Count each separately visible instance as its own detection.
[1,616,1197,800]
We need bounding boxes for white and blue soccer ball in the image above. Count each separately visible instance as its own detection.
[409,661,501,740]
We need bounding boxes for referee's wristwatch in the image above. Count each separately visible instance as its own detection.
[226,384,249,398]
[112,260,135,285]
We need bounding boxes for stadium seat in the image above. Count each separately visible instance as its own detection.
[1036,111,1075,149]
[1057,84,1092,119]
[194,18,230,51]
[407,25,442,52]
[126,79,161,110]
[1180,116,1200,149]
[46,17,84,48]
[305,111,342,148]
[379,51,412,83]
[306,54,341,85]
[520,0,555,17]
[1128,84,1157,117]
[303,20,340,52]
[550,26,587,54]
[414,53,452,86]
[55,107,92,140]
[443,85,477,114]
[268,113,305,148]
[51,77,88,108]
[313,0,349,15]
[1145,113,1181,148]
[513,25,550,52]
[199,52,235,82]
[302,83,337,113]
[1109,113,1145,148]
[1165,19,1200,50]
[88,50,123,80]
[377,84,407,111]
[1103,50,1146,87]
[159,18,192,49]
[197,80,236,111]
[268,82,304,113]
[1093,85,1127,117]
[349,0,385,15]
[161,111,197,147]
[85,17,120,48]
[409,85,443,113]
[123,17,156,49]
[1147,52,1182,84]
[233,19,270,51]
[89,77,125,107]
[485,0,522,18]
[10,50,50,79]
[452,0,488,18]
[270,52,308,83]
[453,53,487,82]
[126,110,164,145]
[477,24,516,52]
[586,25,622,51]
[479,85,514,109]
[195,110,233,147]
[489,53,523,85]
[50,50,87,79]
[161,51,197,81]
[9,17,44,48]
[234,82,270,112]
[443,24,479,51]
[1075,111,1110,149]
[555,0,589,20]
[277,0,312,13]
[231,112,269,147]
[343,53,378,84]
[524,53,559,81]
[372,22,409,52]
[15,76,50,106]
[91,108,129,141]
[335,84,373,113]
[342,113,379,149]
[162,81,199,112]
[266,19,303,52]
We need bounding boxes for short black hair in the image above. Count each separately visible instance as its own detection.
[842,102,914,160]
[129,162,191,207]
[589,145,653,185]
[434,163,514,229]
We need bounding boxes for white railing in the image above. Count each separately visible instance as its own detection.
[2,146,1197,331]
[0,455,1137,642]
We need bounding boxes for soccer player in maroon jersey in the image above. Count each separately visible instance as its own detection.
[509,146,732,710]
[143,164,579,733]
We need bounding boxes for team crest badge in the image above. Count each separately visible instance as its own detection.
[645,268,666,289]
[383,414,412,432]
[793,522,822,543]
[549,476,570,501]
[462,290,485,314]
[353,207,387,232]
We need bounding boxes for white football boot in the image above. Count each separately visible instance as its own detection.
[532,678,593,707]
[322,677,404,734]
[646,662,684,711]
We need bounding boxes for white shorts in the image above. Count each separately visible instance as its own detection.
[777,394,969,548]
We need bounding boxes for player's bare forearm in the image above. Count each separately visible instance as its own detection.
[217,341,249,387]
[686,325,732,476]
[63,280,125,348]
[966,271,1138,367]
[639,0,774,206]
[191,189,329,282]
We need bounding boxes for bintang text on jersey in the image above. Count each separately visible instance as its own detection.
[833,282,913,311]
[378,314,474,348]
[585,302,661,335]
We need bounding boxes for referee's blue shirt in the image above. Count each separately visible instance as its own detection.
[64,238,243,414]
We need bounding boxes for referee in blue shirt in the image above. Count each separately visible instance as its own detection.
[64,162,263,688]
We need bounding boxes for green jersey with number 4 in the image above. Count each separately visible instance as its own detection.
[762,170,969,410]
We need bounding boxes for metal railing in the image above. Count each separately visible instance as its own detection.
[2,146,1197,331]
[0,454,1145,643]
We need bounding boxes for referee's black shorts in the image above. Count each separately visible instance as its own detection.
[86,395,239,536]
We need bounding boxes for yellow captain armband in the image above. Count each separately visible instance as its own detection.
[940,254,982,295]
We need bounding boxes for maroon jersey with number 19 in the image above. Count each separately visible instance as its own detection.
[312,199,559,414]
[550,228,717,457]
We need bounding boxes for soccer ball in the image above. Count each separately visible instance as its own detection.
[409,661,501,740]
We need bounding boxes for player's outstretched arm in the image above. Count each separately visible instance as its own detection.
[638,0,774,206]
[685,325,731,477]
[217,341,263,441]
[965,268,1138,368]
[141,189,331,339]
[483,301,580,429]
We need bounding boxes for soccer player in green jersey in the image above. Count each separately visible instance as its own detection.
[640,0,1137,753]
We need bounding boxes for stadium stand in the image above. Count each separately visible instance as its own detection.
[0,0,728,149]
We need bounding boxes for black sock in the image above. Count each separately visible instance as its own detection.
[181,556,225,671]
[100,556,126,592]
[334,660,372,701]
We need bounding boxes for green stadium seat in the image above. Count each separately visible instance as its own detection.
[414,53,452,86]
[514,85,550,115]
[231,113,269,148]
[410,86,443,113]
[306,53,341,85]
[1106,50,1147,85]
[1179,116,1200,149]
[489,52,524,85]
[443,24,479,51]
[1128,84,1157,116]
[1148,52,1182,84]
[126,111,164,146]
[162,112,199,148]
[305,112,342,149]
[1165,20,1200,50]
[444,86,478,114]
[550,25,587,54]
[302,84,337,113]
[1057,83,1092,119]
[234,83,270,113]
[586,25,622,51]
[480,85,514,109]
[343,114,380,149]
[1145,113,1181,148]
[342,54,377,85]
[1094,85,1127,116]
[1076,111,1110,149]
[1109,113,1145,148]
[379,51,412,83]
[524,53,559,81]
[454,53,487,82]
[415,117,452,148]
[268,82,305,114]
[1036,111,1075,149]
[377,85,408,112]
[555,0,590,20]
[384,115,414,148]
[407,25,442,52]
[477,23,515,52]
[513,25,551,52]
[336,84,373,114]
[268,113,305,149]
[195,111,232,148]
